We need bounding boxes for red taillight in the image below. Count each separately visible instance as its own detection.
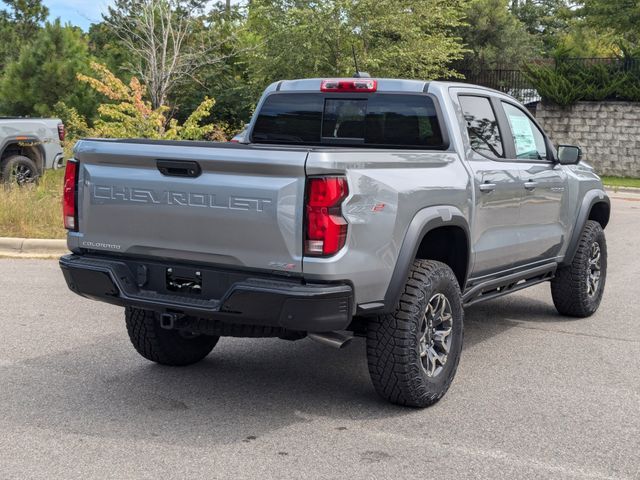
[321,79,377,93]
[305,177,349,256]
[63,160,78,231]
[57,123,65,142]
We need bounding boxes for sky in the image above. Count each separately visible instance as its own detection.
[42,1,242,31]
[43,0,115,30]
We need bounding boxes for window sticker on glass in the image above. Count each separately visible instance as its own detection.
[508,113,537,157]
[502,102,547,160]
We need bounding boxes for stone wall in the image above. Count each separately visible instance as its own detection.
[535,102,640,177]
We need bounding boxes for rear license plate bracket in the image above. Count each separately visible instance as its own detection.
[166,267,202,295]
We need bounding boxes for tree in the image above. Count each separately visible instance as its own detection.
[0,20,97,118]
[459,0,541,72]
[0,0,48,68]
[246,0,467,86]
[87,22,131,77]
[352,0,467,79]
[510,0,574,53]
[103,0,241,110]
[2,0,48,39]
[170,1,258,127]
[579,0,640,50]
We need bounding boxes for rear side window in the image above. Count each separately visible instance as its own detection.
[252,93,445,149]
[459,95,504,159]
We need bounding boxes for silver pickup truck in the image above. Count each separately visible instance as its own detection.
[0,117,65,183]
[60,78,610,407]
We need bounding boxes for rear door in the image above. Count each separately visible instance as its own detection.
[456,93,524,277]
[498,101,568,263]
[75,141,307,273]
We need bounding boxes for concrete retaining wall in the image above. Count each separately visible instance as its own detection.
[535,102,640,177]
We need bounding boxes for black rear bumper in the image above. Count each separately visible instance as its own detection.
[60,254,353,333]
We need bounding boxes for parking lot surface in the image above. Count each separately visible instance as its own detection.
[0,195,638,480]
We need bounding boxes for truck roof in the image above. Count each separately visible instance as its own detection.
[272,78,507,97]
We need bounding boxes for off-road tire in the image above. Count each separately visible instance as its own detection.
[551,220,607,317]
[125,307,219,366]
[1,155,39,185]
[366,260,464,408]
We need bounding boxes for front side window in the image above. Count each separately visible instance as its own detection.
[459,95,504,159]
[502,102,548,161]
[252,93,445,148]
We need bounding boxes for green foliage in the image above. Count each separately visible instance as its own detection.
[246,0,467,85]
[169,2,257,127]
[0,20,97,118]
[523,65,582,107]
[87,22,131,78]
[52,101,90,139]
[510,0,572,52]
[459,0,540,72]
[524,58,640,107]
[0,0,48,68]
[2,0,48,39]
[77,62,227,141]
[579,0,640,49]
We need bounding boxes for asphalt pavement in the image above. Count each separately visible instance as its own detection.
[0,194,638,480]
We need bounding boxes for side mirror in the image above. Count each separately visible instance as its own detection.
[557,145,582,165]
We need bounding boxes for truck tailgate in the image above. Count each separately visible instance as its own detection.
[72,140,307,273]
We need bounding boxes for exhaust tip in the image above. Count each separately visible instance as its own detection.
[308,331,354,349]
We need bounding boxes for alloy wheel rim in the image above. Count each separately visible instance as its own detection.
[587,242,601,297]
[419,293,454,377]
[11,164,35,185]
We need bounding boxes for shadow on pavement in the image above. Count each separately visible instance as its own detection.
[4,292,578,447]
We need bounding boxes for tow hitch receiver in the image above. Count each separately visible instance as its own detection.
[160,313,179,329]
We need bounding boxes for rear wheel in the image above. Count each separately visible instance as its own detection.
[366,260,464,407]
[1,155,39,185]
[551,220,607,317]
[125,307,219,366]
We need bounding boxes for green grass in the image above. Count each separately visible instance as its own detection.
[601,176,640,189]
[0,169,66,239]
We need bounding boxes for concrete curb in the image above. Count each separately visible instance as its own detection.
[604,186,640,195]
[0,237,67,256]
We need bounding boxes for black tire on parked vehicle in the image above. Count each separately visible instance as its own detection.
[1,155,39,185]
[125,307,219,366]
[551,220,607,317]
[366,260,464,408]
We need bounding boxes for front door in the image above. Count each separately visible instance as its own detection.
[499,101,568,263]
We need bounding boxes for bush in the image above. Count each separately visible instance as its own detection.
[77,62,228,141]
[524,57,640,106]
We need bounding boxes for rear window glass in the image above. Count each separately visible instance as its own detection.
[251,93,445,148]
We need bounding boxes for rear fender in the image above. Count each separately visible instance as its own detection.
[382,206,470,313]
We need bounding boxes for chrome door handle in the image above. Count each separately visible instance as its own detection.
[479,183,496,193]
[524,181,538,191]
